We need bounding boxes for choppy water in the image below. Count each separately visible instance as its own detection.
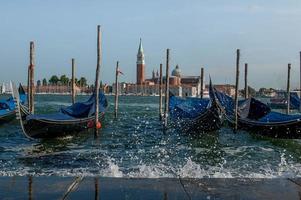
[0,94,301,178]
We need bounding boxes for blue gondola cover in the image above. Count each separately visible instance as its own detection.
[169,95,210,119]
[27,91,108,121]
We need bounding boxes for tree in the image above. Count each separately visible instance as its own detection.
[49,75,59,85]
[78,77,87,87]
[240,86,256,97]
[36,80,41,86]
[60,74,69,86]
[42,78,47,86]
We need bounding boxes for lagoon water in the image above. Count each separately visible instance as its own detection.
[0,94,301,178]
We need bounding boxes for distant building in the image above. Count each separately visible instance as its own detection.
[171,65,181,77]
[258,88,276,97]
[211,84,236,97]
[136,39,145,85]
[112,39,234,97]
[1,83,12,94]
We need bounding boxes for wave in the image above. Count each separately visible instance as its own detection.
[1,154,301,178]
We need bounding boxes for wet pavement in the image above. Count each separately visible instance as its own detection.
[1,177,301,199]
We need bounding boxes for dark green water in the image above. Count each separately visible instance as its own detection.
[0,94,301,178]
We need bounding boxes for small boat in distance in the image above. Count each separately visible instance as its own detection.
[0,84,26,124]
[12,83,108,139]
[215,89,301,138]
[169,80,224,134]
[268,91,300,110]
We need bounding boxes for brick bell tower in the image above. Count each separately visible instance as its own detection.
[136,38,145,85]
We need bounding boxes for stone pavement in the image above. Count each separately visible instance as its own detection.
[0,177,301,199]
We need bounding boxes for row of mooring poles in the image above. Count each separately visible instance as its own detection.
[24,26,103,138]
[110,48,170,128]
[233,50,293,130]
[28,41,35,114]
[158,49,206,128]
[234,51,249,131]
[26,44,77,110]
[27,42,77,112]
[159,49,301,130]
[27,46,77,109]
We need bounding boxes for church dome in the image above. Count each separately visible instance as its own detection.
[171,65,181,77]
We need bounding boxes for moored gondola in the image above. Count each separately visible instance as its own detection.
[268,91,300,110]
[169,80,224,134]
[214,89,301,138]
[12,83,108,139]
[0,84,26,124]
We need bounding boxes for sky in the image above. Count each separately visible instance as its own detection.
[1,0,301,89]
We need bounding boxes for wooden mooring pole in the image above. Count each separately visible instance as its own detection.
[234,49,240,131]
[200,67,204,99]
[71,58,75,104]
[244,63,248,99]
[114,61,119,119]
[94,25,101,137]
[159,63,163,121]
[287,63,291,114]
[28,41,35,114]
[27,63,30,109]
[299,51,301,112]
[164,49,170,129]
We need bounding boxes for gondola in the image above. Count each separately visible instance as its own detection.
[168,80,224,134]
[268,91,300,110]
[0,84,26,124]
[12,84,108,139]
[214,89,301,138]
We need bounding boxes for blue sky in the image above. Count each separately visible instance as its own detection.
[0,0,301,89]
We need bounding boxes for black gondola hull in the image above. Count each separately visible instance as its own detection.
[171,101,224,134]
[19,104,104,139]
[226,115,301,139]
[23,118,93,139]
[0,111,15,125]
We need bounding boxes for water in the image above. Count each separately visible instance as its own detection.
[0,94,301,178]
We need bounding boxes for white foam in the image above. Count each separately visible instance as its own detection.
[1,152,301,178]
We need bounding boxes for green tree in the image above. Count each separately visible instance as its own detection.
[240,86,256,97]
[36,80,41,86]
[77,77,87,87]
[49,75,59,85]
[60,74,69,86]
[42,78,47,86]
